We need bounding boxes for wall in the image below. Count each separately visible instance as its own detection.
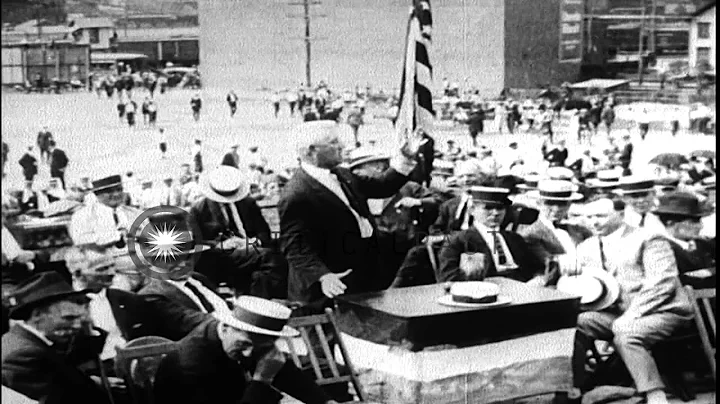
[503,0,580,90]
[198,0,506,95]
[689,6,716,69]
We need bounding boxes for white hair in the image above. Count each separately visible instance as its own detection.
[293,121,340,160]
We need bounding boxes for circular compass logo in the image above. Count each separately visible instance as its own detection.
[127,206,205,280]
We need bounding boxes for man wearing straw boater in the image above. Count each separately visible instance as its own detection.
[153,295,339,404]
[613,175,664,233]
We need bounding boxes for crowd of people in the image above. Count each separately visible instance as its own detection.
[0,76,716,404]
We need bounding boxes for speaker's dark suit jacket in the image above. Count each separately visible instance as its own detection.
[153,320,330,404]
[1,325,111,404]
[137,274,224,341]
[429,195,472,235]
[438,227,542,282]
[279,165,410,306]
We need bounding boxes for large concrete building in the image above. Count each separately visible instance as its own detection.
[689,1,716,70]
[198,0,581,96]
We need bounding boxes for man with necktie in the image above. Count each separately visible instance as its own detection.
[279,121,424,310]
[189,166,285,297]
[613,176,664,232]
[566,198,693,404]
[69,175,142,255]
[437,187,540,283]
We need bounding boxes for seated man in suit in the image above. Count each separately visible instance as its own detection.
[190,165,286,297]
[569,198,693,404]
[153,295,338,404]
[613,176,664,233]
[391,161,481,288]
[438,187,541,282]
[519,180,592,285]
[652,191,715,289]
[2,272,113,404]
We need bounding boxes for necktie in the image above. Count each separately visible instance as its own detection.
[598,237,608,272]
[224,204,247,238]
[639,213,646,227]
[184,281,215,313]
[330,168,369,219]
[492,231,508,265]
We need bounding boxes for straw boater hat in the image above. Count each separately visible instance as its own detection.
[517,174,542,191]
[529,180,583,202]
[213,295,299,337]
[585,169,621,189]
[546,167,575,182]
[468,186,512,206]
[612,176,656,196]
[8,272,91,320]
[701,175,716,190]
[92,175,123,194]
[651,191,713,218]
[199,166,250,204]
[347,153,390,171]
[557,269,620,312]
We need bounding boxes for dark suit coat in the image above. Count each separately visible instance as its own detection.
[49,149,68,176]
[279,165,411,305]
[153,320,330,404]
[18,154,37,178]
[1,325,111,404]
[429,195,472,235]
[137,273,223,341]
[668,238,716,289]
[106,288,155,341]
[220,152,239,168]
[518,219,593,274]
[375,181,441,243]
[190,197,272,246]
[438,227,542,283]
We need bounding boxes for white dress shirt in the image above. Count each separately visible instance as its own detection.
[624,208,664,233]
[2,226,23,261]
[69,203,139,246]
[88,289,126,361]
[474,222,518,270]
[455,193,472,230]
[167,278,231,315]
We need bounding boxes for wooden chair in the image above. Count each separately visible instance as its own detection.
[685,285,716,381]
[283,308,374,403]
[114,336,178,404]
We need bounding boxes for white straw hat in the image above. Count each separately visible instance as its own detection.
[213,296,299,337]
[199,166,250,203]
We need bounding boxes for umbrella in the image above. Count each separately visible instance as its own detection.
[648,153,690,169]
[689,150,716,160]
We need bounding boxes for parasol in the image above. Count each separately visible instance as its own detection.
[648,153,690,169]
[689,150,716,160]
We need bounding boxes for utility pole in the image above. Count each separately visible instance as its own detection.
[637,0,646,84]
[649,0,657,53]
[288,0,324,88]
[124,0,129,36]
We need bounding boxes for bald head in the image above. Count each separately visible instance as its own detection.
[294,121,345,169]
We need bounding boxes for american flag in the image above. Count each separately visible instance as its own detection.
[395,0,435,144]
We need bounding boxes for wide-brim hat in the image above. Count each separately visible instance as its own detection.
[585,170,621,189]
[8,272,91,320]
[92,174,123,194]
[529,180,583,201]
[517,174,542,191]
[612,176,656,195]
[347,154,390,171]
[557,269,620,312]
[547,167,575,181]
[651,191,712,218]
[199,166,250,203]
[213,296,299,338]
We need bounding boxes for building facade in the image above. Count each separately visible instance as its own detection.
[198,0,580,95]
[689,2,716,69]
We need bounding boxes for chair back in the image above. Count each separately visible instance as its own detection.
[284,308,367,402]
[685,286,716,380]
[114,336,178,404]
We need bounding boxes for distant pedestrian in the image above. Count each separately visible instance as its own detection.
[271,91,281,118]
[190,93,202,121]
[2,141,8,176]
[48,141,69,189]
[36,127,53,163]
[286,90,299,116]
[192,139,203,174]
[601,103,615,135]
[147,99,158,126]
[670,119,679,137]
[141,97,151,124]
[227,90,239,117]
[221,144,240,168]
[117,94,127,123]
[158,128,168,159]
[125,99,138,127]
[347,107,364,143]
[467,105,485,147]
[638,108,650,140]
[18,146,38,181]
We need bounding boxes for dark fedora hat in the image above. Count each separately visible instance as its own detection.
[8,272,91,320]
[92,174,123,194]
[652,191,711,218]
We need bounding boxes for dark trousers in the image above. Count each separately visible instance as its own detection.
[51,171,66,189]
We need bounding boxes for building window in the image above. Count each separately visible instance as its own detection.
[697,23,711,39]
[88,28,100,44]
[697,47,710,62]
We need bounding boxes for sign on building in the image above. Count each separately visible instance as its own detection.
[559,0,584,63]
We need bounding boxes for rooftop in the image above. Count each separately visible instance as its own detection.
[116,26,198,42]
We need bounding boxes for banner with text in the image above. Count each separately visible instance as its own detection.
[559,0,583,63]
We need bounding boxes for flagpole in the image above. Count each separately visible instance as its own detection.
[397,10,419,146]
